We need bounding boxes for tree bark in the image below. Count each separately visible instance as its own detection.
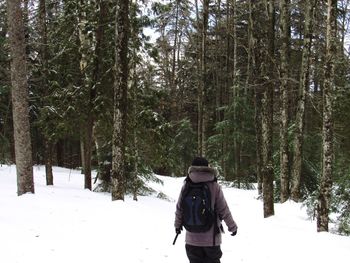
[279,0,290,203]
[198,0,209,156]
[7,0,34,195]
[131,48,140,201]
[38,0,54,186]
[111,0,130,201]
[291,0,316,202]
[45,139,54,185]
[250,0,263,195]
[262,0,275,218]
[317,0,337,232]
[78,0,93,190]
[170,0,180,121]
[232,0,242,187]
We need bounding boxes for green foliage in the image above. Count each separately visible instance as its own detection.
[167,118,197,176]
[0,2,11,164]
[207,85,256,183]
[332,156,350,235]
[0,0,349,222]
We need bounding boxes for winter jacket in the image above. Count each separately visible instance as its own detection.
[174,166,238,247]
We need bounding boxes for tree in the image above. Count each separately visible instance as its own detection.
[279,0,291,203]
[249,0,264,195]
[198,0,209,156]
[111,0,130,201]
[290,0,317,202]
[317,0,337,232]
[6,0,34,195]
[37,0,54,186]
[261,0,275,217]
[77,0,94,191]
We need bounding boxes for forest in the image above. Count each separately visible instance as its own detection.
[0,0,349,235]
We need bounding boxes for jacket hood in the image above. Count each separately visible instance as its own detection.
[188,166,217,183]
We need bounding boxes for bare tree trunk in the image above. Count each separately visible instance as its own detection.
[78,0,93,190]
[317,0,337,232]
[291,0,316,202]
[7,0,34,195]
[222,0,231,180]
[170,0,180,121]
[45,140,54,185]
[198,0,209,156]
[111,0,129,201]
[131,48,140,201]
[38,0,54,186]
[232,0,242,187]
[93,0,108,185]
[279,0,290,203]
[250,0,263,195]
[262,0,275,218]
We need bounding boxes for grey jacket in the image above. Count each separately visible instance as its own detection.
[174,166,238,247]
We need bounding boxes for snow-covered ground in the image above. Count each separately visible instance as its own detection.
[0,165,349,263]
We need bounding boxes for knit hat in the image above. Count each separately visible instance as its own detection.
[191,156,209,167]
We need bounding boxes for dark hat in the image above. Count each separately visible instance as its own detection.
[191,156,209,167]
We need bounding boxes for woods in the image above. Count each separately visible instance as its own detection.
[1,0,350,234]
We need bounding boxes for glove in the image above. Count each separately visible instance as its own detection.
[231,230,237,236]
[175,227,182,234]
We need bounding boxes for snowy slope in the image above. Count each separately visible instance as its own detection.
[0,165,349,263]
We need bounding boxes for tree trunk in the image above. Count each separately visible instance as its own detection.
[262,0,275,218]
[222,0,231,180]
[232,0,242,187]
[250,0,263,195]
[170,0,180,121]
[291,0,316,202]
[38,0,54,186]
[317,0,337,232]
[198,0,209,156]
[111,0,129,201]
[45,139,54,185]
[78,0,93,190]
[131,48,139,201]
[279,0,290,203]
[7,0,34,195]
[92,0,108,185]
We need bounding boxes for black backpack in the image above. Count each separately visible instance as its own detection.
[181,177,216,233]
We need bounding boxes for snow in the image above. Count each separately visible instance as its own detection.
[0,165,349,263]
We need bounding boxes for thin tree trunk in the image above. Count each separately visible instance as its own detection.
[198,0,209,156]
[93,0,108,185]
[279,0,290,203]
[250,0,263,195]
[80,138,85,173]
[38,0,54,186]
[170,0,180,121]
[7,0,34,195]
[222,0,231,180]
[232,0,241,187]
[262,0,275,218]
[291,0,316,202]
[317,0,337,232]
[111,0,129,201]
[131,48,139,201]
[45,140,54,185]
[215,0,221,125]
[78,0,93,190]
